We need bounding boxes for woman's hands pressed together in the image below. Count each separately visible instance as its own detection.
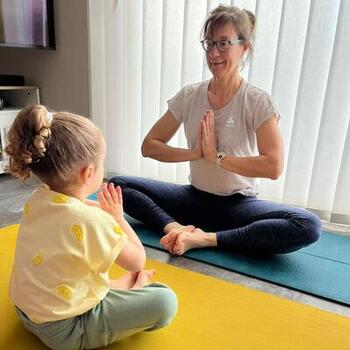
[98,183,124,223]
[201,110,217,164]
[193,121,204,160]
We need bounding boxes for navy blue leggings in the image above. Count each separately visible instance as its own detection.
[109,176,322,254]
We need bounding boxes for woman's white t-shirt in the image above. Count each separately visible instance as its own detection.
[167,79,280,196]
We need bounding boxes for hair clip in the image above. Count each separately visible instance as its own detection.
[47,112,54,123]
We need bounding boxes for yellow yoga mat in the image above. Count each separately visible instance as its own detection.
[1,225,350,350]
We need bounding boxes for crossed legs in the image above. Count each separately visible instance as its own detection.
[109,176,322,255]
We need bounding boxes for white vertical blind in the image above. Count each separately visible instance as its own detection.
[248,0,283,92]
[158,0,185,182]
[140,0,164,179]
[308,0,350,223]
[177,0,207,184]
[104,0,125,175]
[263,0,311,202]
[124,1,143,176]
[88,0,350,225]
[282,0,341,208]
[332,122,350,225]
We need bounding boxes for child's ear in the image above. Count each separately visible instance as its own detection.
[80,164,94,184]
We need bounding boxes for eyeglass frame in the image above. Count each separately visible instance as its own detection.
[200,38,243,53]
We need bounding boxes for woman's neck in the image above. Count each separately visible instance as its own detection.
[208,74,242,110]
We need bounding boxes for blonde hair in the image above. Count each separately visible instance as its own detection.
[6,104,102,189]
[202,5,255,52]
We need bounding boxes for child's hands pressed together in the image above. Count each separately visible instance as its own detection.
[98,183,124,222]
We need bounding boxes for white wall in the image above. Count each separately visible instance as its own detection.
[0,0,90,117]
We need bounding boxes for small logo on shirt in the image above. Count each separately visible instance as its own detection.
[225,116,236,127]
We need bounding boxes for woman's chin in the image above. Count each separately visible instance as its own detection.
[211,70,228,80]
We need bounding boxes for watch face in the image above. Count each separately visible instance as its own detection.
[217,152,226,159]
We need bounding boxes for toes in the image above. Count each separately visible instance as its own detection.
[160,236,168,246]
[174,245,184,256]
[160,236,176,254]
[160,231,176,246]
[161,230,193,255]
[160,240,171,251]
[174,247,184,256]
[173,234,185,255]
[164,243,173,254]
[145,269,156,277]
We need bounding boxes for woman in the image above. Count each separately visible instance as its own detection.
[110,5,321,256]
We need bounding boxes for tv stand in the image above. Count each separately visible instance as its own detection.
[0,86,40,174]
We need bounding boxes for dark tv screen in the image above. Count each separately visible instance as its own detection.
[0,0,55,49]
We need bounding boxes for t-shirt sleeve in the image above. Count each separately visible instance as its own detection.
[167,87,186,123]
[251,93,281,131]
[85,208,127,272]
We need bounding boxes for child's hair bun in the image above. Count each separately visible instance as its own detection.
[5,105,52,179]
[6,104,102,188]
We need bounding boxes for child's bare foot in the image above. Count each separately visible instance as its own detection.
[172,228,217,255]
[109,272,138,290]
[131,269,156,289]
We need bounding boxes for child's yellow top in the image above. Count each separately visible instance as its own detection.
[9,186,127,324]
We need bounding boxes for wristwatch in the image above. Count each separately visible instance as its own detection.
[216,152,227,167]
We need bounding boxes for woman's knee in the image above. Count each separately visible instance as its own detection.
[109,175,128,188]
[296,210,322,246]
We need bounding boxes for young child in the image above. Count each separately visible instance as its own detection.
[6,105,178,350]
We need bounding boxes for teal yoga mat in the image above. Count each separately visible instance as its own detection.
[88,193,350,305]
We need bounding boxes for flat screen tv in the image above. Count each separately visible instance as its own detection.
[0,0,55,49]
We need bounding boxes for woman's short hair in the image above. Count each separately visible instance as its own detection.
[202,5,255,45]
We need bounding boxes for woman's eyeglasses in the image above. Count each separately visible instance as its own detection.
[200,38,243,53]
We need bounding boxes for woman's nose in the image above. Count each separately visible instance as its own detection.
[209,45,220,58]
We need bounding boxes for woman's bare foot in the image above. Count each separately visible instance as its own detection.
[161,223,195,253]
[164,222,195,234]
[160,229,182,253]
[172,228,217,255]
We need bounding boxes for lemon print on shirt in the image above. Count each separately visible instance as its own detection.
[56,285,72,300]
[71,224,84,241]
[52,194,70,204]
[32,252,44,266]
[23,202,30,217]
[113,225,124,235]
